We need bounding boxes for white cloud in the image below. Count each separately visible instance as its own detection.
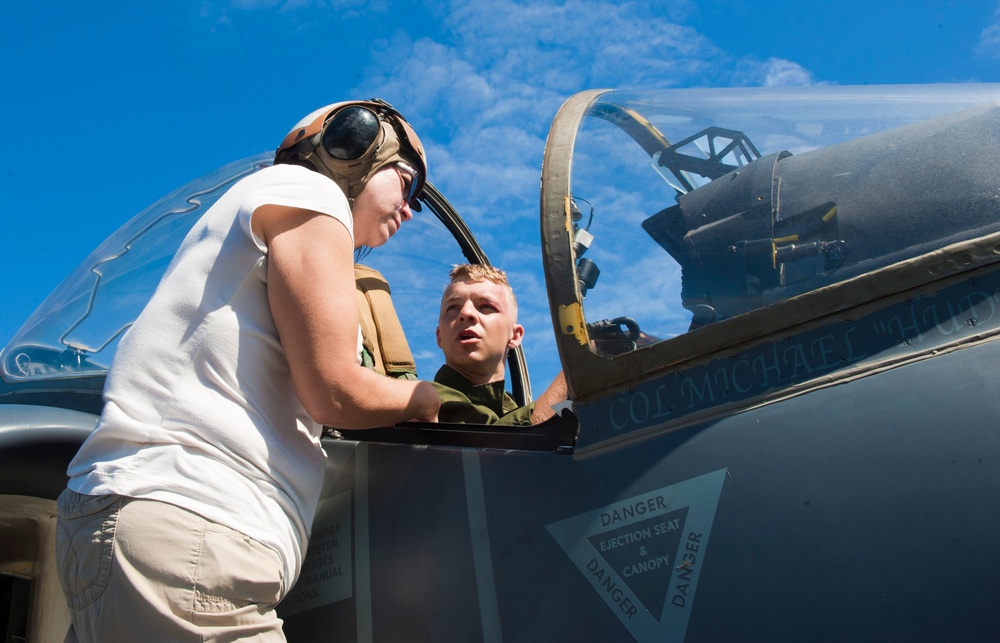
[760,58,815,87]
[976,6,1000,58]
[355,0,747,222]
[444,0,715,88]
[346,0,820,387]
[726,57,816,87]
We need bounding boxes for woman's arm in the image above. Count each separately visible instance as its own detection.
[254,204,439,429]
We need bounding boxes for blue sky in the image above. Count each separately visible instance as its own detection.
[2,0,999,390]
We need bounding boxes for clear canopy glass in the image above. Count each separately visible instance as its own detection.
[565,86,1000,357]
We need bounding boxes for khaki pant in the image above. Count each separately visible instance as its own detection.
[55,489,286,642]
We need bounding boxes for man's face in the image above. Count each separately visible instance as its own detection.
[436,278,524,384]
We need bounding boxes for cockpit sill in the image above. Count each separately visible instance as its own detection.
[0,375,106,415]
[333,409,580,453]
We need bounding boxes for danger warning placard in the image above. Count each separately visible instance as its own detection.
[546,469,726,642]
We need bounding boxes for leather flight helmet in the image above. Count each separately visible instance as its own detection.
[275,98,427,211]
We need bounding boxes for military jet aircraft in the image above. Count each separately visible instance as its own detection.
[3,84,1000,641]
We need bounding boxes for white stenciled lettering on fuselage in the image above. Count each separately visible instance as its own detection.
[587,557,640,621]
[670,532,703,610]
[589,283,1000,439]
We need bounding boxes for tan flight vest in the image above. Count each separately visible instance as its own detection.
[354,264,417,379]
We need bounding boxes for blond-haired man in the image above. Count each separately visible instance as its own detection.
[434,264,566,425]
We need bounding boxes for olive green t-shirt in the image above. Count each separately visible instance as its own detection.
[432,365,534,426]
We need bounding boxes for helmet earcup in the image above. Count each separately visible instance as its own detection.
[322,107,380,160]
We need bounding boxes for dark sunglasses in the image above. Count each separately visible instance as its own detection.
[395,161,421,205]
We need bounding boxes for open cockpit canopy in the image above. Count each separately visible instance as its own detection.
[1,156,274,383]
[542,85,1000,402]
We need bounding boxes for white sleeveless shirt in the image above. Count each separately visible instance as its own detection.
[67,163,356,588]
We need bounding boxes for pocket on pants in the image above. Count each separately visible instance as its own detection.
[193,522,284,615]
[55,489,123,611]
